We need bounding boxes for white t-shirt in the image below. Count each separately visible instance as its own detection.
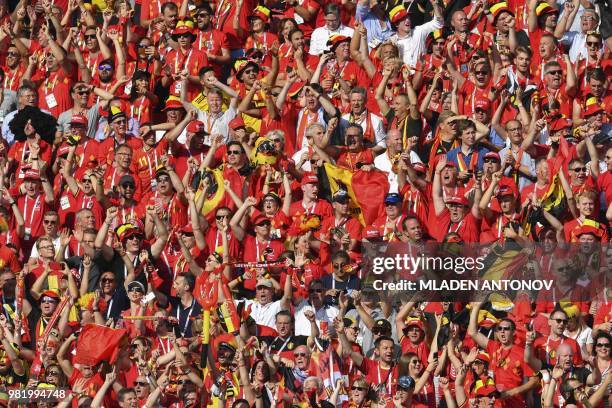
[309,25,354,56]
[242,299,284,329]
[294,300,339,336]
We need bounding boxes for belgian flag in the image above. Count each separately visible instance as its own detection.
[323,163,389,226]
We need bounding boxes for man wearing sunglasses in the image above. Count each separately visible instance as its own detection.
[527,308,584,372]
[294,279,338,337]
[193,4,231,77]
[57,83,113,142]
[469,300,539,406]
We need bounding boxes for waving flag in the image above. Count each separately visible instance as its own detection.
[324,163,389,226]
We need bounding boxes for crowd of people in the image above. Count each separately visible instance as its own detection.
[0,0,609,406]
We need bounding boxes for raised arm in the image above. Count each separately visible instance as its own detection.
[467,301,490,348]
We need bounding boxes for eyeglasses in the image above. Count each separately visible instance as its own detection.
[197,13,210,18]
[571,167,587,173]
[157,176,170,183]
[496,326,513,332]
[101,278,115,283]
[134,381,149,386]
[552,318,568,324]
[352,386,367,391]
[41,298,58,304]
[293,352,308,357]
[43,219,57,225]
[6,52,19,57]
[46,370,60,376]
[227,150,242,155]
[596,343,611,348]
[121,183,136,189]
[586,41,600,47]
[98,65,113,71]
[547,70,562,76]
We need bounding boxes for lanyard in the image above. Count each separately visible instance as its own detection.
[297,109,318,150]
[350,111,373,143]
[44,74,58,96]
[383,216,401,241]
[159,336,171,355]
[177,298,195,336]
[175,49,193,74]
[303,201,316,216]
[273,336,291,354]
[545,337,565,366]
[214,0,232,30]
[255,239,270,261]
[377,363,392,394]
[206,112,220,134]
[146,149,159,179]
[23,195,41,228]
[449,220,464,234]
[124,255,138,279]
[121,206,135,224]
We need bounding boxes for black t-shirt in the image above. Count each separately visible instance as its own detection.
[267,335,308,354]
[66,249,107,293]
[106,249,151,289]
[104,287,130,321]
[168,296,202,338]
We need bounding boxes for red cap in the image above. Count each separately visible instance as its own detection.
[186,121,207,134]
[583,103,604,117]
[474,98,491,111]
[70,114,88,126]
[484,151,501,160]
[57,145,71,157]
[253,214,271,226]
[496,185,515,197]
[41,289,60,300]
[363,226,381,239]
[23,169,41,181]
[229,116,246,130]
[405,317,425,330]
[163,98,185,111]
[445,195,469,206]
[301,173,319,186]
[549,117,572,132]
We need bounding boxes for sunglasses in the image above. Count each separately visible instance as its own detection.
[157,176,170,182]
[244,69,257,75]
[6,52,19,57]
[128,287,144,293]
[484,158,500,163]
[43,219,57,225]
[547,70,562,76]
[197,13,210,18]
[293,352,307,357]
[76,90,90,96]
[41,298,59,304]
[352,386,367,391]
[227,150,242,155]
[177,33,192,39]
[46,371,60,376]
[596,343,611,348]
[571,167,587,173]
[101,278,115,283]
[372,328,387,335]
[216,215,229,220]
[333,263,347,268]
[474,70,489,75]
[552,318,568,324]
[98,65,113,71]
[85,34,97,40]
[134,381,149,386]
[496,326,513,332]
[121,183,136,189]
[586,41,600,47]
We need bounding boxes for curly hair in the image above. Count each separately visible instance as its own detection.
[9,106,57,145]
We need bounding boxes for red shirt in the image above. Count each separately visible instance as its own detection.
[241,236,285,290]
[428,209,481,243]
[360,358,398,395]
[9,140,53,185]
[16,193,50,242]
[563,218,609,243]
[289,199,333,221]
[143,191,188,230]
[318,215,362,241]
[194,29,230,77]
[2,64,26,92]
[533,335,583,367]
[597,171,612,207]
[33,68,74,118]
[133,139,170,194]
[214,0,255,49]
[336,148,375,172]
[98,135,144,169]
[486,341,534,395]
[165,47,209,98]
[459,79,492,116]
